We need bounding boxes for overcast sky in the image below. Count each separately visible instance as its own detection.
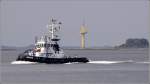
[0,0,149,47]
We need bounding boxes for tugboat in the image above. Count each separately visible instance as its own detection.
[16,18,89,64]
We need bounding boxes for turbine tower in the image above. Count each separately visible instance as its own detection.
[80,23,88,49]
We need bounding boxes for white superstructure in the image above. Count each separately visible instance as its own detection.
[28,19,64,58]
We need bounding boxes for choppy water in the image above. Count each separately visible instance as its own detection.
[1,48,149,84]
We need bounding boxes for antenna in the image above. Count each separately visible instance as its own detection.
[80,20,88,49]
[47,18,61,40]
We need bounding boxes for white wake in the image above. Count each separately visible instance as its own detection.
[65,62,79,64]
[88,60,134,64]
[11,60,149,65]
[136,61,150,64]
[11,61,37,64]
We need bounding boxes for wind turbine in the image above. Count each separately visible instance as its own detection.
[80,22,88,49]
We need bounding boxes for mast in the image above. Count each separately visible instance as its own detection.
[47,18,61,40]
[46,18,62,57]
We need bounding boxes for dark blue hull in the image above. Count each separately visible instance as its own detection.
[17,55,89,64]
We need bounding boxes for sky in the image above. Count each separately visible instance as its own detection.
[0,0,149,47]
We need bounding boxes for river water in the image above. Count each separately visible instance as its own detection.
[1,48,149,84]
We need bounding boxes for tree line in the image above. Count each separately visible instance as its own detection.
[117,38,149,48]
